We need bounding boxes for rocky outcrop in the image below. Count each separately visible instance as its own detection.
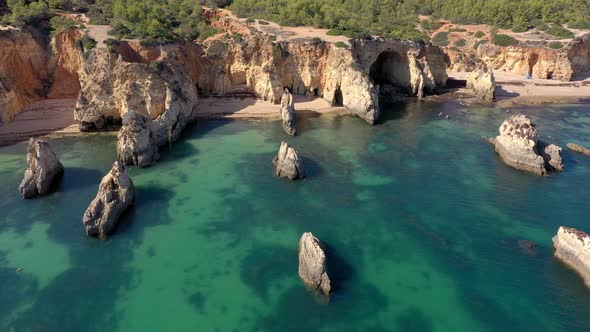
[466,67,496,102]
[200,31,447,124]
[280,88,296,136]
[553,226,590,286]
[0,28,83,123]
[83,161,135,239]
[491,114,563,175]
[272,141,305,180]
[75,43,199,159]
[567,143,590,156]
[18,138,64,198]
[298,232,331,296]
[117,110,160,167]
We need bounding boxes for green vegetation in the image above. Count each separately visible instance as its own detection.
[474,39,487,49]
[511,25,528,33]
[230,0,589,41]
[49,15,77,33]
[548,41,564,49]
[326,28,342,36]
[448,27,466,32]
[6,0,49,26]
[432,31,449,46]
[474,31,485,38]
[420,19,441,31]
[454,38,466,47]
[334,41,347,48]
[546,25,574,39]
[493,34,518,46]
[79,34,96,50]
[258,19,269,25]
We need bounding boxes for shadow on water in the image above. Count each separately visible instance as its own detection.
[240,245,295,302]
[3,184,177,332]
[323,242,355,294]
[57,167,104,191]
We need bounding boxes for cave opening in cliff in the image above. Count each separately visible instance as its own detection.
[369,51,411,98]
[528,53,539,76]
[333,87,343,106]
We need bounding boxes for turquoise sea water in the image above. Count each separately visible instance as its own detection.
[1,101,590,332]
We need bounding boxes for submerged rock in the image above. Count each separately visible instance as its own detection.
[272,141,305,180]
[117,110,160,167]
[83,161,135,239]
[553,226,590,286]
[19,138,64,198]
[280,88,296,136]
[298,232,331,296]
[492,114,563,175]
[466,67,496,103]
[567,143,590,156]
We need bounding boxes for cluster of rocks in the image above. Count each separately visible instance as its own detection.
[466,67,496,103]
[18,139,134,239]
[567,143,590,156]
[488,114,563,175]
[117,110,160,167]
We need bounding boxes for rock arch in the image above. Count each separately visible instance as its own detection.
[369,50,411,93]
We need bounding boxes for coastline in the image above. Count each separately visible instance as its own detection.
[2,74,590,147]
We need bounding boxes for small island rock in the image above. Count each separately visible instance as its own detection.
[467,67,496,103]
[281,88,296,136]
[567,143,590,156]
[298,232,331,296]
[83,161,135,239]
[492,114,563,175]
[553,226,590,286]
[19,138,64,199]
[272,141,305,180]
[117,110,160,167]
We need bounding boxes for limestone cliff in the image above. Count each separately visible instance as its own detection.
[446,34,590,81]
[74,42,200,153]
[553,226,590,287]
[0,28,84,122]
[199,35,447,124]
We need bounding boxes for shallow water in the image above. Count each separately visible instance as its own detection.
[1,101,590,332]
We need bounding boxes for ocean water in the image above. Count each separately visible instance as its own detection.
[1,101,590,332]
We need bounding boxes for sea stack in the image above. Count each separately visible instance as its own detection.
[272,141,305,180]
[117,110,160,167]
[490,114,563,175]
[553,226,590,286]
[567,143,590,156]
[281,88,296,136]
[83,161,135,239]
[466,67,496,103]
[19,138,64,199]
[298,232,331,296]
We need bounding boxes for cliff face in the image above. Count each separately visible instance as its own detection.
[199,35,447,124]
[446,34,590,81]
[0,28,83,122]
[75,42,200,157]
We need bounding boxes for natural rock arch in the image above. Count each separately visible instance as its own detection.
[369,50,411,93]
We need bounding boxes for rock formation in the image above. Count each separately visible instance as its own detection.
[490,114,563,175]
[117,110,160,167]
[83,161,135,239]
[272,141,305,180]
[199,14,447,124]
[567,143,590,156]
[298,232,331,296]
[280,88,296,136]
[466,67,496,102]
[553,226,590,286]
[445,35,590,81]
[0,28,83,123]
[19,138,64,198]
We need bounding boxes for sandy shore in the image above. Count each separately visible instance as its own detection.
[449,71,590,105]
[0,99,80,146]
[194,95,346,118]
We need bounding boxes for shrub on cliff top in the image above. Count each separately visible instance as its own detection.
[474,31,485,38]
[326,29,342,36]
[546,25,574,39]
[548,41,563,49]
[432,31,449,46]
[335,41,348,49]
[49,16,77,34]
[454,38,466,47]
[493,34,518,46]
